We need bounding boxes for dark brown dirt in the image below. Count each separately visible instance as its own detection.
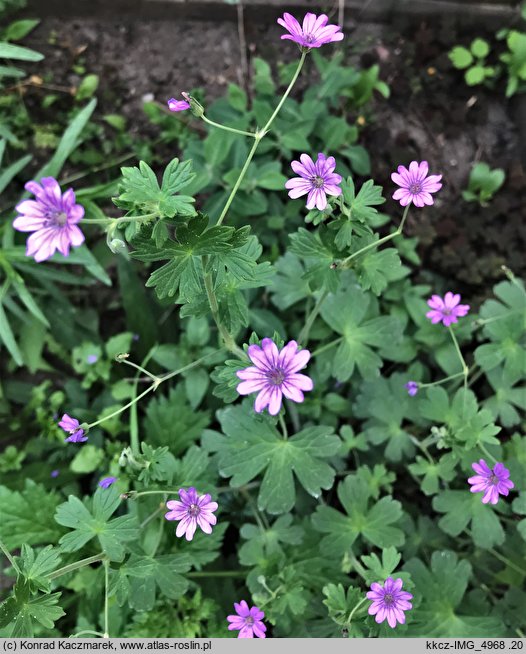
[18,11,526,298]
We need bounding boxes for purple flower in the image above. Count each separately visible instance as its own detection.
[426,292,470,327]
[58,414,87,443]
[391,161,442,207]
[405,381,419,397]
[98,476,117,489]
[367,578,413,629]
[165,487,218,541]
[468,459,514,505]
[86,354,98,364]
[13,177,85,262]
[285,153,342,211]
[50,469,60,478]
[236,338,313,416]
[168,97,190,112]
[227,601,266,639]
[277,12,343,49]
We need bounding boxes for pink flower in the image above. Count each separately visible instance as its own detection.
[277,12,343,49]
[367,578,413,629]
[426,292,470,326]
[165,487,218,541]
[236,338,313,416]
[285,153,342,211]
[391,161,442,207]
[167,97,190,112]
[468,459,514,505]
[58,414,87,443]
[13,177,85,262]
[227,601,266,638]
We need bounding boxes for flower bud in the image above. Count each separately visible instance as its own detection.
[182,91,205,118]
[108,238,127,254]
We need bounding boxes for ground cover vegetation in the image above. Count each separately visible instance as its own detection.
[0,3,525,640]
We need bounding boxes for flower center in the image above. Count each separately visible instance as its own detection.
[45,210,68,228]
[383,593,394,606]
[409,182,422,195]
[311,175,325,189]
[489,474,499,485]
[268,368,286,386]
[304,33,316,43]
[188,503,201,517]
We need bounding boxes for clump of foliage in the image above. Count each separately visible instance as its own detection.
[462,162,506,206]
[0,5,525,642]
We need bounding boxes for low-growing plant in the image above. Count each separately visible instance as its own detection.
[462,162,506,206]
[0,8,525,641]
[449,38,497,87]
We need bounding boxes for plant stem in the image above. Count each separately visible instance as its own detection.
[216,136,260,227]
[215,51,307,227]
[420,371,466,388]
[47,553,105,580]
[489,548,526,577]
[299,289,329,346]
[312,336,343,357]
[69,630,105,639]
[86,350,221,431]
[202,114,256,138]
[82,213,157,225]
[103,560,110,638]
[0,539,20,576]
[447,325,469,414]
[349,553,368,580]
[118,357,160,384]
[339,205,410,269]
[346,596,368,626]
[187,571,247,578]
[478,442,499,465]
[202,264,245,357]
[278,413,288,439]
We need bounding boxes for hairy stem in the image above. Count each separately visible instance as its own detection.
[202,113,256,138]
[339,204,410,269]
[0,539,20,576]
[299,289,329,346]
[47,553,105,580]
[103,560,110,638]
[215,51,306,227]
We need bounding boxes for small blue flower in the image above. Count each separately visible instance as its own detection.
[404,381,419,397]
[98,476,117,489]
[87,354,99,364]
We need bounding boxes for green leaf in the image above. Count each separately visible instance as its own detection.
[117,158,196,218]
[342,178,385,224]
[433,490,505,549]
[270,253,311,310]
[449,46,474,69]
[8,592,65,637]
[0,41,43,61]
[465,66,486,85]
[323,584,363,629]
[37,99,97,179]
[471,38,490,58]
[0,300,22,366]
[0,152,32,194]
[130,214,253,300]
[312,475,404,555]
[404,551,505,636]
[17,545,61,594]
[0,481,63,550]
[55,487,139,561]
[356,247,402,295]
[321,283,402,380]
[203,404,340,514]
[76,74,99,101]
[2,19,40,41]
[289,228,339,292]
[408,453,458,495]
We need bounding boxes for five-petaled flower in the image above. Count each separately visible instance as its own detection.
[285,153,342,211]
[468,459,514,505]
[277,12,343,49]
[367,578,413,629]
[167,97,190,112]
[98,476,118,489]
[236,338,313,416]
[58,414,87,443]
[426,292,470,327]
[404,381,419,397]
[392,161,442,207]
[165,487,218,541]
[13,177,85,262]
[227,601,267,638]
